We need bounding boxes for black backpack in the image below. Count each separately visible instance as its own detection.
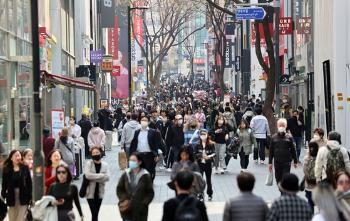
[174,196,202,221]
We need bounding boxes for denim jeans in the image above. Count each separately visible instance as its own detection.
[293,137,302,161]
[254,138,266,161]
[214,143,226,169]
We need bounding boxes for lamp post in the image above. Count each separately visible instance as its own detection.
[128,5,148,109]
[30,0,44,202]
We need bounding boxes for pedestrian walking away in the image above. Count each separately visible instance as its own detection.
[1,150,32,221]
[55,127,76,176]
[48,164,84,221]
[287,110,305,162]
[223,172,268,221]
[250,107,270,164]
[161,170,209,221]
[117,152,154,221]
[83,147,110,221]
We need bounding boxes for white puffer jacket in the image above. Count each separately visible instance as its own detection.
[31,195,58,221]
[314,140,350,182]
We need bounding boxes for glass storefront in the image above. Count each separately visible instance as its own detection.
[0,0,32,150]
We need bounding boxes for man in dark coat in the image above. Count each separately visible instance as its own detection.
[166,115,185,169]
[287,110,305,162]
[78,114,92,158]
[269,118,298,184]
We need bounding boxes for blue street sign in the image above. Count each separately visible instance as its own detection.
[236,7,266,20]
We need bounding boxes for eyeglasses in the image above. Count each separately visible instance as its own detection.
[337,180,350,185]
[57,170,67,175]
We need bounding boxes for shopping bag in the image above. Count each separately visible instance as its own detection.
[265,171,274,186]
[118,151,128,170]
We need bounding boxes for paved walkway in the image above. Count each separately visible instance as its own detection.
[71,134,305,221]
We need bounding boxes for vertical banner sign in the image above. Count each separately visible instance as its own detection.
[225,39,232,68]
[101,0,115,28]
[297,17,312,34]
[110,5,130,103]
[108,16,119,60]
[235,56,241,72]
[279,17,293,35]
[51,109,65,140]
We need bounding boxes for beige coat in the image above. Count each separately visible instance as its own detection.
[314,140,350,182]
[84,160,110,199]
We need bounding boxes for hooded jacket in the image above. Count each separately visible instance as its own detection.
[315,140,350,182]
[120,120,141,148]
[88,127,106,149]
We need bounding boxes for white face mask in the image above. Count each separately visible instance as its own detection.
[278,127,286,133]
[218,120,224,125]
[313,134,320,140]
[141,121,148,128]
[200,135,207,140]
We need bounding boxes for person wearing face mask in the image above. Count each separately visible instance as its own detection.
[212,116,229,174]
[118,111,132,143]
[129,116,160,180]
[287,110,305,163]
[84,147,110,221]
[310,128,327,148]
[117,152,154,221]
[166,115,185,170]
[156,111,172,168]
[268,118,298,185]
[68,117,81,139]
[194,130,215,201]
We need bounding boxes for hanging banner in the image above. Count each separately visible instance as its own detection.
[225,39,232,68]
[101,0,115,28]
[51,109,65,140]
[279,17,293,35]
[108,16,119,60]
[297,17,312,34]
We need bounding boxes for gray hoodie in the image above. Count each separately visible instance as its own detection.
[120,120,141,148]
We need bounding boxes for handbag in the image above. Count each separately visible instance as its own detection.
[0,199,7,221]
[118,199,131,214]
[265,170,274,186]
[118,150,128,170]
[79,175,90,198]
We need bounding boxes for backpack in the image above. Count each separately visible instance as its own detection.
[174,196,202,221]
[304,158,316,185]
[326,146,346,182]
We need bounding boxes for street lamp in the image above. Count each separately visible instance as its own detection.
[128,5,148,109]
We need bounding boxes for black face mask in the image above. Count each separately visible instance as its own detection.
[92,154,102,161]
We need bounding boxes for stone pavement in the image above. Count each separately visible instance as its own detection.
[72,134,305,221]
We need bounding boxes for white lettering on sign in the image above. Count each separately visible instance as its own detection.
[104,0,112,7]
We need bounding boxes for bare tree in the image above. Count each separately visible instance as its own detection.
[206,0,277,133]
[131,0,206,95]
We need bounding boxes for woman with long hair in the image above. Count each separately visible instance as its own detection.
[1,149,32,221]
[117,152,154,221]
[22,148,33,177]
[54,127,75,176]
[312,182,350,221]
[184,109,194,124]
[84,147,110,221]
[212,115,229,174]
[171,145,200,180]
[194,129,215,201]
[236,119,257,172]
[48,164,83,221]
[45,150,63,193]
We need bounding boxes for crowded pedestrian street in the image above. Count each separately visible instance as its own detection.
[1,0,350,221]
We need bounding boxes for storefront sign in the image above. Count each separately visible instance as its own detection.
[108,16,119,60]
[111,66,121,76]
[51,109,65,140]
[90,50,103,63]
[100,99,109,108]
[101,56,113,72]
[225,39,232,68]
[235,56,241,71]
[279,17,293,35]
[297,17,312,34]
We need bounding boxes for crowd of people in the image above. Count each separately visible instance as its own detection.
[0,77,350,221]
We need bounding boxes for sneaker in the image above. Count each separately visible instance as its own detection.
[208,195,213,201]
[260,161,265,165]
[255,160,258,164]
[159,166,166,170]
[166,168,172,172]
[220,168,225,174]
[215,168,219,174]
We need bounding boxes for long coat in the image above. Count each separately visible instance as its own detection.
[116,169,154,221]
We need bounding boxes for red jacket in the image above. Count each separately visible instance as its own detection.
[44,166,56,194]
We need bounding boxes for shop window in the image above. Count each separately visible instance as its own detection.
[0,0,7,29]
[8,0,15,34]
[0,61,8,145]
[0,31,7,58]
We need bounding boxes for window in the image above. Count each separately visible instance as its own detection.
[0,0,7,29]
[0,31,7,58]
[8,0,15,33]
[0,61,8,144]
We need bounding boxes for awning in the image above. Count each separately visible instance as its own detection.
[41,71,96,91]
